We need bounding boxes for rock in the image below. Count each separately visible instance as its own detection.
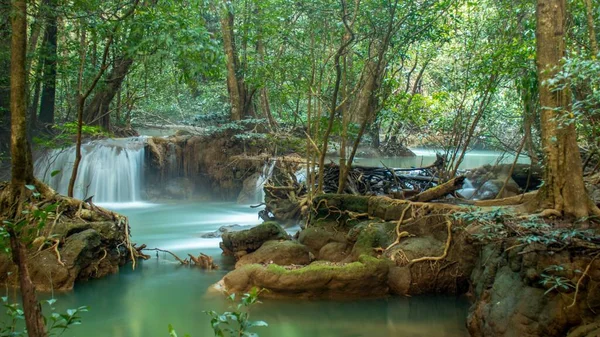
[473,178,520,200]
[200,224,253,238]
[297,227,346,256]
[220,221,290,257]
[235,240,310,268]
[388,266,412,296]
[318,242,349,262]
[212,255,390,299]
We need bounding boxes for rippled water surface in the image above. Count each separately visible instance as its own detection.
[23,202,471,337]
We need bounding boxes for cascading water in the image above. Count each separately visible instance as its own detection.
[35,137,146,203]
[255,160,277,203]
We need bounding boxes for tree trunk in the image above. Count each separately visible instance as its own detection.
[83,57,133,130]
[535,0,596,218]
[8,1,48,336]
[0,0,10,152]
[584,0,598,56]
[38,0,58,125]
[10,0,33,184]
[220,1,244,121]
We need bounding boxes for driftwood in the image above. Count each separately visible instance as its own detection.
[142,248,218,269]
[409,176,466,203]
[320,158,442,196]
[188,253,218,270]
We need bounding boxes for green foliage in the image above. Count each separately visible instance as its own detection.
[539,274,575,295]
[33,122,108,149]
[0,296,88,336]
[453,207,510,242]
[456,207,600,246]
[204,288,268,337]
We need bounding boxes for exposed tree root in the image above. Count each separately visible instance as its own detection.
[385,205,412,251]
[568,253,599,309]
[51,239,64,267]
[409,220,452,264]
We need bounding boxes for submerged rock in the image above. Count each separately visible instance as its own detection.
[199,224,253,238]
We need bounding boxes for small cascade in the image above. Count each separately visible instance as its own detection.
[35,137,146,203]
[457,178,476,199]
[255,160,277,203]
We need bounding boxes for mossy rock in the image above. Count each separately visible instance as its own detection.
[350,222,395,260]
[213,255,390,299]
[221,221,290,256]
[235,240,311,268]
[318,242,349,262]
[297,227,347,256]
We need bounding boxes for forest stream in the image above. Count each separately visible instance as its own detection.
[19,141,527,337]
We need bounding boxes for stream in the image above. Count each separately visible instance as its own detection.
[28,139,529,336]
[42,202,469,337]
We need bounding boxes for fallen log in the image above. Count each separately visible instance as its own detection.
[409,176,466,203]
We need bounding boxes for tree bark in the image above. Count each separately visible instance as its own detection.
[0,0,10,152]
[584,0,598,57]
[220,1,244,121]
[8,1,48,336]
[83,57,133,130]
[38,0,58,125]
[535,0,594,218]
[10,0,33,184]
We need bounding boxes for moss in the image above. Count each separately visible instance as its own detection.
[352,222,394,256]
[264,255,383,276]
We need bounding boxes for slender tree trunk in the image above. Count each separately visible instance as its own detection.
[535,0,596,218]
[0,0,10,151]
[38,0,58,125]
[220,1,243,121]
[584,0,598,56]
[256,37,276,129]
[8,1,47,336]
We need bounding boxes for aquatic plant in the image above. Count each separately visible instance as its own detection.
[205,287,268,337]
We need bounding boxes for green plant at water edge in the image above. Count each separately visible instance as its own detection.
[0,185,87,336]
[205,288,268,337]
[0,296,88,337]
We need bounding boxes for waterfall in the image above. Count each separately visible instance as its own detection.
[255,160,277,203]
[35,137,146,203]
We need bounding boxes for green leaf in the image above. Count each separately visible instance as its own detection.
[50,170,61,177]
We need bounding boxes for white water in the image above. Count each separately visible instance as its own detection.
[255,160,277,203]
[34,137,146,203]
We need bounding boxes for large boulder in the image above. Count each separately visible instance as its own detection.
[212,255,390,299]
[235,240,311,268]
[220,221,290,257]
[0,219,131,291]
[468,243,600,337]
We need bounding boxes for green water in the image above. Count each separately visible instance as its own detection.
[34,202,469,337]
